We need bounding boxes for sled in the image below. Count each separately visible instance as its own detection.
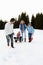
[29,37,33,42]
[14,37,22,42]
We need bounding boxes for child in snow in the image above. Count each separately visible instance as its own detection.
[5,18,15,48]
[27,23,34,42]
[19,20,27,42]
[14,31,22,42]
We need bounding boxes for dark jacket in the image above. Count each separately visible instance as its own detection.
[19,23,27,32]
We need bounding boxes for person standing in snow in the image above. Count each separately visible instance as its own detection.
[27,23,34,42]
[19,20,27,42]
[5,18,15,48]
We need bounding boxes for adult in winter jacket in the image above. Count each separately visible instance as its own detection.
[19,20,27,42]
[5,18,15,48]
[27,23,34,42]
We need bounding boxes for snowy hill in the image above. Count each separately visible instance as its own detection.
[0,29,43,65]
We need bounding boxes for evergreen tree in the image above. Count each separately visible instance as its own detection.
[18,12,29,25]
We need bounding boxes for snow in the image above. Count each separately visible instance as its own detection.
[0,29,43,65]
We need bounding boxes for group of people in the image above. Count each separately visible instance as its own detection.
[5,18,34,48]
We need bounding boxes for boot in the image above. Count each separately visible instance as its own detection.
[15,40,17,42]
[11,46,14,48]
[7,43,9,46]
[24,38,26,42]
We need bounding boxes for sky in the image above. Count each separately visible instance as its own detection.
[0,0,43,21]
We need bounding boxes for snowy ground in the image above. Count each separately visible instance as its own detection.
[0,29,43,65]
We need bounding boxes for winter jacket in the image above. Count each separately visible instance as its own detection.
[5,22,14,35]
[17,32,20,37]
[19,23,27,32]
[27,26,34,34]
